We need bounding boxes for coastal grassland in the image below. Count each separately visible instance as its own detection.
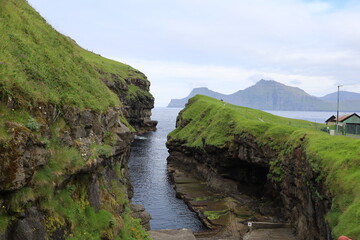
[306,134,360,237]
[168,95,360,239]
[169,95,323,148]
[0,0,150,111]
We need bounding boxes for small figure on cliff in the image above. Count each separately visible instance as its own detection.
[338,236,352,240]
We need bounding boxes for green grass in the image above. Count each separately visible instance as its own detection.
[41,183,113,240]
[0,0,151,112]
[169,95,324,148]
[0,104,32,140]
[119,114,136,133]
[0,215,10,233]
[7,187,35,213]
[168,95,360,239]
[35,174,150,240]
[119,210,151,240]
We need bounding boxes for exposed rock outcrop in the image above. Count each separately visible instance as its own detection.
[167,135,331,240]
[99,68,158,134]
[0,122,50,191]
[0,96,152,239]
[130,204,151,231]
[167,98,332,240]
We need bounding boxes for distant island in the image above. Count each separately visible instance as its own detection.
[167,80,360,111]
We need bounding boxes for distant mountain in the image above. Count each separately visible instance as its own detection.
[167,87,227,107]
[167,80,360,111]
[225,80,330,111]
[320,91,360,102]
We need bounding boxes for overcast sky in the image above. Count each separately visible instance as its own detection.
[27,0,360,106]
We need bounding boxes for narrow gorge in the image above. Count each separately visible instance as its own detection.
[2,1,360,240]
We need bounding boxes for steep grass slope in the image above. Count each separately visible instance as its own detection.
[0,1,153,239]
[0,0,152,111]
[168,95,360,239]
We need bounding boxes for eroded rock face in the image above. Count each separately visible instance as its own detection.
[0,122,50,191]
[167,134,331,240]
[278,145,332,240]
[9,207,46,240]
[99,68,158,134]
[0,99,153,238]
[130,204,151,231]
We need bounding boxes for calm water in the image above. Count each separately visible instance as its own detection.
[128,108,355,230]
[265,110,355,123]
[128,108,206,231]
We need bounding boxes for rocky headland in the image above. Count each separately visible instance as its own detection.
[0,0,156,239]
[167,95,360,240]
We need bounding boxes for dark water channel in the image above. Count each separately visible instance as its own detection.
[128,108,206,231]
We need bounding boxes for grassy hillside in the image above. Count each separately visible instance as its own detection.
[0,0,151,111]
[169,95,324,148]
[0,1,153,239]
[168,95,360,239]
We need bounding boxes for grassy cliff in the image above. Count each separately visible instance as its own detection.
[0,0,152,111]
[0,0,153,239]
[168,95,360,239]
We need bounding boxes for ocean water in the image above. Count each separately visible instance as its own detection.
[128,108,354,230]
[265,110,355,123]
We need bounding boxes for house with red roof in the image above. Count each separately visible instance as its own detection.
[326,113,360,135]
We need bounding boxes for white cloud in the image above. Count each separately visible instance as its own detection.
[306,1,333,13]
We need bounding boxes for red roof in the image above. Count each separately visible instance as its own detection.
[336,113,360,122]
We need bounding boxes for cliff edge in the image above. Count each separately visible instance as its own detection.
[167,95,360,240]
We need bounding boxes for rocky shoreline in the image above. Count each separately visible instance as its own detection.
[167,162,295,240]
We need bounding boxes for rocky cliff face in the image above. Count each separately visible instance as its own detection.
[100,68,157,134]
[0,93,153,239]
[167,102,332,240]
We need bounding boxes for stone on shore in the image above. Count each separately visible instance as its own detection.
[150,229,197,240]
